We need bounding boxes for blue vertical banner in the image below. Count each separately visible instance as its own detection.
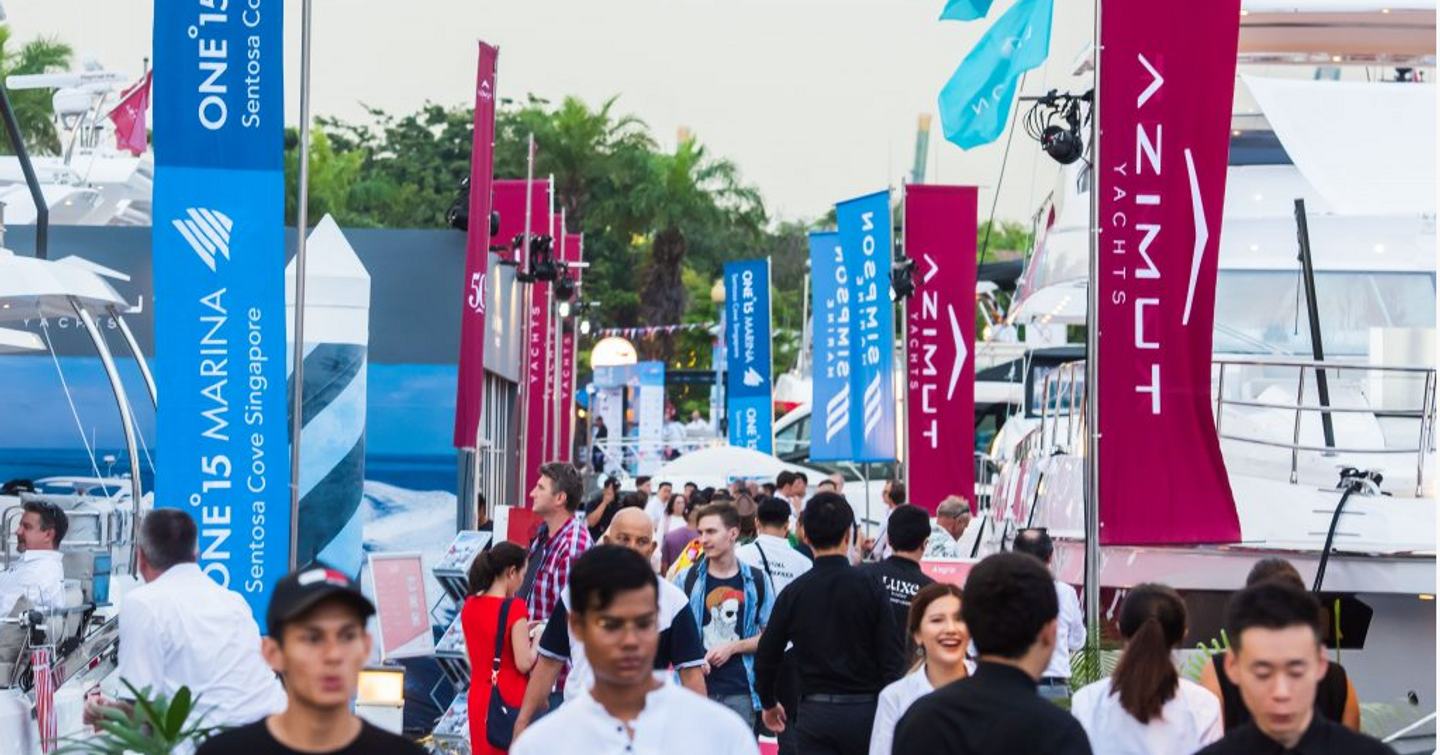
[724,259,773,453]
[808,232,854,461]
[836,191,897,462]
[152,1,291,626]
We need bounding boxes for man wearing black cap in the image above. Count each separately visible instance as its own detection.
[197,563,425,754]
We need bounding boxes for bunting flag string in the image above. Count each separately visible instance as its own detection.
[598,322,716,339]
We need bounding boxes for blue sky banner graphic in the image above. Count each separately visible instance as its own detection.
[152,0,290,626]
[808,232,854,461]
[724,259,773,453]
[937,0,1053,150]
[836,190,897,462]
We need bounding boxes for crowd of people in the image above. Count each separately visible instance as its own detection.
[452,460,1400,755]
[0,459,1402,754]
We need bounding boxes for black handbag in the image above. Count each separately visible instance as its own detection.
[484,598,520,749]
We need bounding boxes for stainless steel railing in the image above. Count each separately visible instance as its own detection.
[1213,357,1437,495]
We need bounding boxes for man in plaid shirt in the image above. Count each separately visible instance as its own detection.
[523,461,592,624]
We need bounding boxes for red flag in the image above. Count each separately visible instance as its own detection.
[1096,0,1242,544]
[107,71,152,156]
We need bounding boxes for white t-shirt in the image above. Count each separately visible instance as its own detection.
[544,576,700,701]
[1070,676,1222,755]
[0,550,66,616]
[869,667,933,755]
[512,676,758,755]
[737,534,812,595]
[116,563,286,727]
[1045,578,1088,679]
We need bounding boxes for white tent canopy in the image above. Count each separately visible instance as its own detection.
[649,445,823,490]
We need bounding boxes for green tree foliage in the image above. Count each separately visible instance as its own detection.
[0,26,73,155]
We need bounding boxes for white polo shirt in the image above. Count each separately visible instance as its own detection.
[1071,676,1222,754]
[0,550,66,617]
[117,563,286,727]
[737,534,812,595]
[511,676,758,755]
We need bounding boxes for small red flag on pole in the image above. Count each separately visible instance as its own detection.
[107,71,153,156]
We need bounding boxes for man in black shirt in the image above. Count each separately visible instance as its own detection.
[1197,582,1394,754]
[892,552,1092,755]
[858,504,934,649]
[197,564,425,755]
[755,492,904,755]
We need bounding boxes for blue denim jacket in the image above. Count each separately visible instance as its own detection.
[673,555,775,710]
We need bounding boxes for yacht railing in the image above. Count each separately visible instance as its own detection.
[1037,360,1088,454]
[1213,358,1437,495]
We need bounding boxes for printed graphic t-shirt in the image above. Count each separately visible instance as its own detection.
[700,571,749,696]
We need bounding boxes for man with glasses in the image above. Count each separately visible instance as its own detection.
[0,500,68,616]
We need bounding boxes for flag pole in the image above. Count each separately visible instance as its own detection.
[288,0,314,571]
[1083,0,1103,651]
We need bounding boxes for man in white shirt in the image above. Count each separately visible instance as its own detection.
[924,496,972,559]
[0,501,68,616]
[512,545,758,755]
[863,480,905,562]
[643,481,673,530]
[738,497,812,595]
[1013,527,1086,701]
[514,508,707,739]
[86,509,286,729]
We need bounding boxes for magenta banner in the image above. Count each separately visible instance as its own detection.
[903,185,977,515]
[1097,0,1241,544]
[490,179,551,262]
[558,233,583,463]
[452,41,499,449]
[519,214,560,503]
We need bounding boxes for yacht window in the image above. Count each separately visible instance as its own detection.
[1213,270,1435,356]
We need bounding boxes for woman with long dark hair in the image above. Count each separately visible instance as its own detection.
[1071,583,1221,754]
[461,543,538,754]
[867,583,970,755]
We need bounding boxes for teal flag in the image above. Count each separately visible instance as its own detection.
[940,0,995,21]
[937,0,1053,149]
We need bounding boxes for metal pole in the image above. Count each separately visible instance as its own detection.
[73,299,143,572]
[512,137,537,496]
[288,0,314,571]
[109,308,157,409]
[899,185,912,501]
[0,85,46,259]
[1294,198,1335,449]
[1082,0,1103,650]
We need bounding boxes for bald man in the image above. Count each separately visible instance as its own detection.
[513,508,707,738]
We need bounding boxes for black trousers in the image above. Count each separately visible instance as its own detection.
[795,699,877,755]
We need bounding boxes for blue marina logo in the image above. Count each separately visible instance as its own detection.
[172,207,234,271]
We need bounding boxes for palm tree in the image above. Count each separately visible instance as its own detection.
[634,136,764,360]
[0,25,73,155]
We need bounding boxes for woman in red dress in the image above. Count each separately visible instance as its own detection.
[461,542,537,754]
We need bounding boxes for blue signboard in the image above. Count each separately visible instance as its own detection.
[808,232,854,461]
[836,191,897,462]
[152,0,291,626]
[724,259,773,453]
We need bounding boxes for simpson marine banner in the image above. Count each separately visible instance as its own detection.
[1097,0,1241,544]
[837,190,897,462]
[903,185,977,515]
[152,0,290,624]
[724,259,773,453]
[453,41,499,449]
[808,231,854,462]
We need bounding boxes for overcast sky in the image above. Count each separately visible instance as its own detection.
[8,0,1099,225]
